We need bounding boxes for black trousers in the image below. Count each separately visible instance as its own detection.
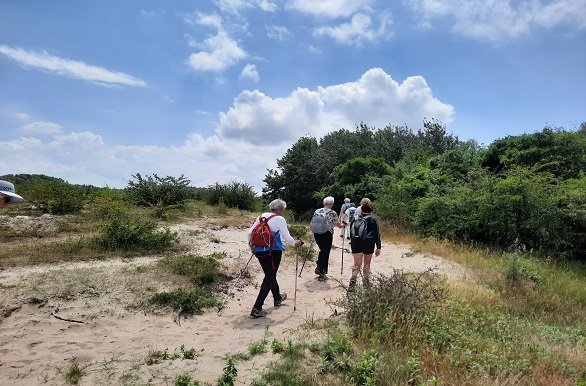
[314,231,333,274]
[253,250,282,309]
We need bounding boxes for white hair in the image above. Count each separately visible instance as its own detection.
[323,196,335,206]
[344,198,350,203]
[269,199,287,211]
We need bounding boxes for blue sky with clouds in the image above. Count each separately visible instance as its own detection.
[1,0,584,189]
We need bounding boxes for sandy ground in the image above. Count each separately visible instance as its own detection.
[0,217,470,385]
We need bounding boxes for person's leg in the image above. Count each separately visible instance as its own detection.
[253,252,277,310]
[322,231,333,274]
[349,252,363,292]
[362,253,373,288]
[269,250,282,300]
[314,232,329,274]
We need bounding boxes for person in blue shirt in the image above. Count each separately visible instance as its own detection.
[247,199,302,318]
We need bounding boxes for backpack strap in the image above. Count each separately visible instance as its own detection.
[261,214,280,255]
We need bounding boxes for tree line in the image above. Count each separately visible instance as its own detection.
[263,121,586,260]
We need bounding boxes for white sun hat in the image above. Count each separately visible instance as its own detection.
[0,180,24,203]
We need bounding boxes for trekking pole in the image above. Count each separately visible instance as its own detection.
[217,252,255,314]
[294,238,304,312]
[298,237,312,277]
[341,222,347,275]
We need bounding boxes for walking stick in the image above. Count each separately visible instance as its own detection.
[298,237,313,277]
[294,238,304,312]
[341,222,347,275]
[217,252,254,314]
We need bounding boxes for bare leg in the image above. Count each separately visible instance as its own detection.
[362,253,373,287]
[348,253,363,292]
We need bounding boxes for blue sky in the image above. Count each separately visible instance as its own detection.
[1,0,584,189]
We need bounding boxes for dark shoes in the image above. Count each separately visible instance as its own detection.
[250,307,267,318]
[347,278,357,293]
[274,292,287,307]
[315,267,321,275]
[318,274,328,281]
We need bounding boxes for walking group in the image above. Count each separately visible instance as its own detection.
[246,196,381,318]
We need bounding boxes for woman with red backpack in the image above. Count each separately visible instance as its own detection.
[247,199,303,318]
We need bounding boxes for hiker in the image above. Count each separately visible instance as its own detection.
[343,203,357,239]
[353,197,371,218]
[311,196,344,281]
[247,199,303,318]
[0,180,24,209]
[339,198,351,238]
[348,201,381,292]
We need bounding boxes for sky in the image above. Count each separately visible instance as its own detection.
[0,0,584,190]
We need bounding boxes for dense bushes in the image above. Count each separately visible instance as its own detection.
[125,173,191,207]
[91,217,178,251]
[266,124,586,260]
[205,181,257,210]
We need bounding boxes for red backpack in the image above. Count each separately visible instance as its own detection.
[250,214,279,250]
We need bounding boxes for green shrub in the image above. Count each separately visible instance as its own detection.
[126,173,191,207]
[503,253,544,285]
[175,374,201,386]
[31,180,87,214]
[63,362,88,385]
[217,358,238,386]
[338,270,446,343]
[91,218,178,251]
[206,181,257,210]
[161,254,221,285]
[150,288,218,314]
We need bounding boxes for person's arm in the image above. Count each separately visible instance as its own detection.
[273,217,297,246]
[373,217,382,253]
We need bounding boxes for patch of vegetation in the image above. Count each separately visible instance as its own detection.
[126,173,191,208]
[174,374,201,386]
[150,288,218,315]
[63,362,89,385]
[91,217,178,251]
[145,345,199,365]
[217,358,238,386]
[160,254,222,285]
[206,181,257,210]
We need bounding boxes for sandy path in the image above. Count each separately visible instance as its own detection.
[0,219,469,385]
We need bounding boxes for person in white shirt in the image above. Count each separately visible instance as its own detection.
[247,199,302,318]
[339,198,351,238]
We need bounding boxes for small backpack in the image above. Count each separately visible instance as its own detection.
[250,214,279,249]
[351,217,369,240]
[310,209,330,234]
[348,207,357,223]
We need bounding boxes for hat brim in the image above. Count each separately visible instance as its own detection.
[2,191,24,204]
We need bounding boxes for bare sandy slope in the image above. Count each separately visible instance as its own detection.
[0,217,470,385]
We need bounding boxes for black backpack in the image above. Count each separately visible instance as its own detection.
[351,217,369,240]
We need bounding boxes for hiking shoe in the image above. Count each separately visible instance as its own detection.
[315,267,321,275]
[318,274,328,281]
[363,277,371,289]
[274,292,287,307]
[250,307,267,318]
[347,278,357,293]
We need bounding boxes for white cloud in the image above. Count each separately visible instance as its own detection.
[266,25,291,40]
[214,0,278,14]
[218,68,454,145]
[240,64,260,82]
[0,44,146,87]
[185,11,223,29]
[20,121,63,135]
[185,12,248,73]
[313,12,392,45]
[287,0,373,18]
[406,0,586,41]
[0,68,454,190]
[187,31,247,72]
